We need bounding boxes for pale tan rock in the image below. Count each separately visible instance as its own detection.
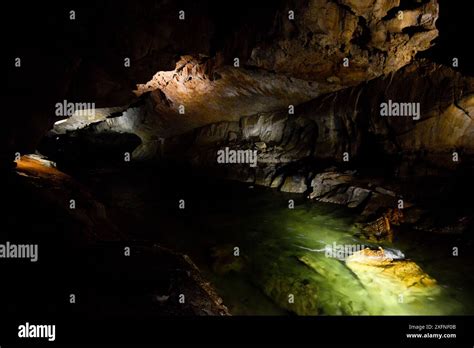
[346,248,440,302]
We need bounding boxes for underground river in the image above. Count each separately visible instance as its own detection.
[64,163,474,316]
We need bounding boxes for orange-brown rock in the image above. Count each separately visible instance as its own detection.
[248,0,439,85]
[346,248,439,298]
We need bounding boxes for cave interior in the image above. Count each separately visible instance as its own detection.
[2,0,474,319]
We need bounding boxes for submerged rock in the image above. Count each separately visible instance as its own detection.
[211,245,246,275]
[251,245,372,315]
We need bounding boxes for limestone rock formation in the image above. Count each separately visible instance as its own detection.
[13,155,121,243]
[356,208,405,242]
[134,55,320,136]
[46,59,473,172]
[300,59,474,164]
[6,155,230,317]
[309,171,372,208]
[346,248,440,306]
[5,0,442,170]
[248,0,439,85]
[174,59,474,173]
[255,250,372,315]
[280,175,308,193]
[5,0,474,320]
[39,59,474,248]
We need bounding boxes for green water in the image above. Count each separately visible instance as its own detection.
[204,204,471,315]
[77,167,474,316]
[147,184,473,316]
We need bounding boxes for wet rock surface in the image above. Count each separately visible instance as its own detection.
[346,248,440,304]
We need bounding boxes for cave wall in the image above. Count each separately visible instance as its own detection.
[303,59,474,160]
[154,59,474,184]
[5,0,443,169]
[47,59,474,170]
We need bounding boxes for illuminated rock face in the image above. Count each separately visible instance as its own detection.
[248,0,439,84]
[133,55,321,137]
[40,59,474,201]
[309,172,372,207]
[346,248,441,312]
[149,61,473,176]
[300,59,474,162]
[4,0,441,168]
[252,245,454,316]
